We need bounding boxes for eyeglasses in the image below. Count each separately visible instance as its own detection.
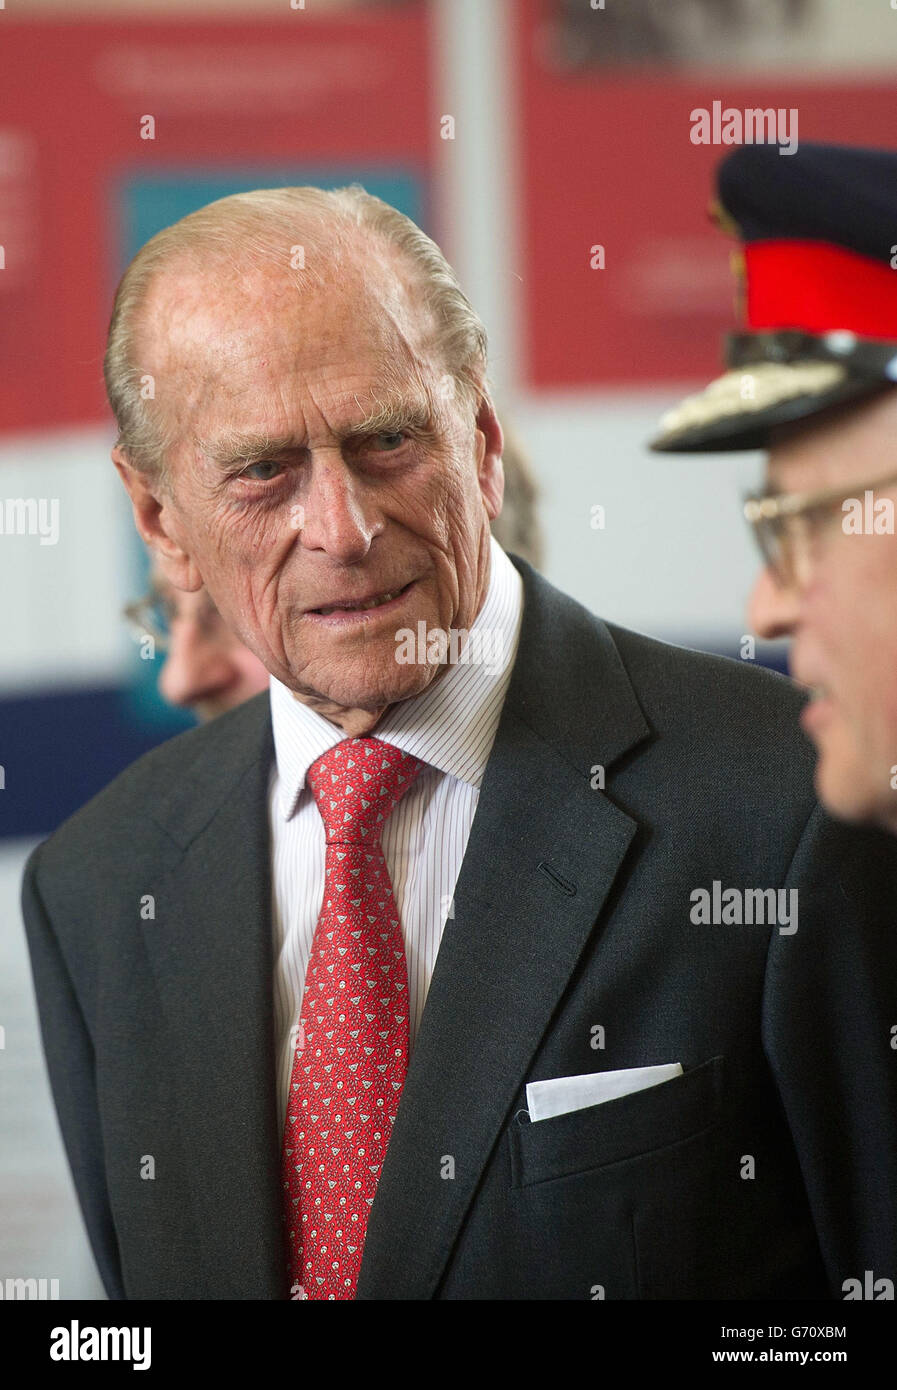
[123,589,229,652]
[743,467,897,588]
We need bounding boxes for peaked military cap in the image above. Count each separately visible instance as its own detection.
[650,142,897,452]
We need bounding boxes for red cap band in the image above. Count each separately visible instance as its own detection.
[744,239,897,338]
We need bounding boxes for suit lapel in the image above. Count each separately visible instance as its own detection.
[138,561,651,1300]
[140,696,287,1297]
[356,559,651,1299]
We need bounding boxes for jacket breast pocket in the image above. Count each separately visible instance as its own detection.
[508,1054,724,1188]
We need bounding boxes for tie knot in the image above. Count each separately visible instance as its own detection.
[306,737,425,845]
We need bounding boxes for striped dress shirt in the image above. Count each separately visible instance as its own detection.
[269,536,524,1137]
[267,536,525,1134]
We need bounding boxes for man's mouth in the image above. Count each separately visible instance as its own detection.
[798,679,836,737]
[308,580,414,618]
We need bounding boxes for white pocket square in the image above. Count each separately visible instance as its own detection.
[526,1063,683,1122]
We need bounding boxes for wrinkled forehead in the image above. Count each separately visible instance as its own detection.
[138,243,437,404]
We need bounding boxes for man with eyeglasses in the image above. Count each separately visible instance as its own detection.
[124,563,271,721]
[652,142,897,837]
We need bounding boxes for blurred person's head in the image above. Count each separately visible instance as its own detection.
[127,563,270,722]
[651,141,897,836]
[746,394,897,834]
[105,186,504,738]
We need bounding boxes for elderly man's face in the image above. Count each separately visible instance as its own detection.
[117,243,503,732]
[748,390,897,833]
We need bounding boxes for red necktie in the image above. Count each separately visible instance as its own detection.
[281,736,425,1300]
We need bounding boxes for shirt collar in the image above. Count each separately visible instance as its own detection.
[269,535,524,820]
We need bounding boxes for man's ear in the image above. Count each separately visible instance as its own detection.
[474,393,504,522]
[112,446,203,592]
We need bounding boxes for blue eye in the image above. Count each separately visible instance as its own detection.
[372,432,406,451]
[242,460,282,481]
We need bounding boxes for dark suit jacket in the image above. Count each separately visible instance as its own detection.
[21,556,897,1299]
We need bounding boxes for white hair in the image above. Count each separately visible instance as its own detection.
[103,185,489,489]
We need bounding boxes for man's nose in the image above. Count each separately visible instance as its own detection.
[747,564,802,641]
[297,457,378,560]
[158,621,239,709]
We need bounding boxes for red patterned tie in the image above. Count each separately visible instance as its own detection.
[282,736,425,1300]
